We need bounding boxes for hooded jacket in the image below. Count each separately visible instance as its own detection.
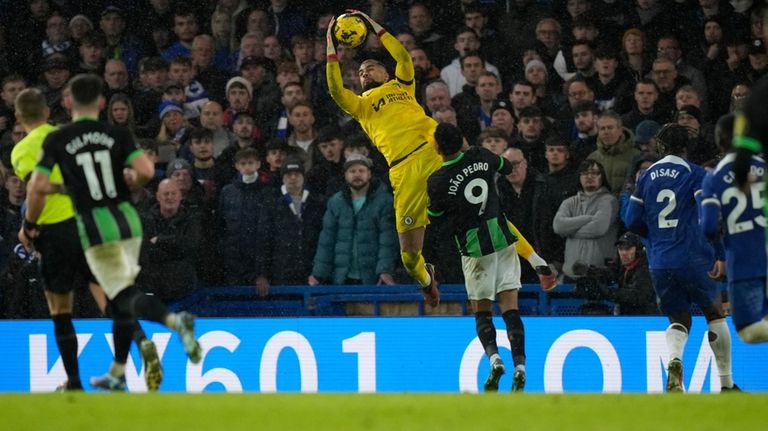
[553,186,619,278]
[588,128,641,193]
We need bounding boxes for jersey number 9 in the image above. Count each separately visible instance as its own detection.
[464,178,488,216]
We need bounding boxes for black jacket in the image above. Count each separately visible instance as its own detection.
[533,165,579,266]
[256,188,325,285]
[138,205,201,302]
[612,254,659,315]
[498,169,545,283]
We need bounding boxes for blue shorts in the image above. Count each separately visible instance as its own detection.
[728,277,768,330]
[651,266,720,315]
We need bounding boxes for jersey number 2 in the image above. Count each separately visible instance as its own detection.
[76,150,117,200]
[656,189,678,228]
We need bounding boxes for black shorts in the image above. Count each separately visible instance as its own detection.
[35,218,95,294]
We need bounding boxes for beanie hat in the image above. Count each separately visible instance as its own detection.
[158,100,183,119]
[676,105,702,124]
[343,154,373,172]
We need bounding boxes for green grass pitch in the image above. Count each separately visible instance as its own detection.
[0,393,764,431]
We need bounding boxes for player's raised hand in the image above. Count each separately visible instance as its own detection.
[346,9,384,34]
[325,15,337,55]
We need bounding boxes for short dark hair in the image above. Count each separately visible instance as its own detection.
[635,78,659,92]
[1,73,25,89]
[235,147,260,162]
[545,135,570,148]
[189,127,213,142]
[460,51,484,68]
[316,126,343,144]
[69,74,103,106]
[519,106,543,119]
[170,56,193,67]
[572,39,594,51]
[345,134,373,151]
[434,123,464,155]
[572,101,598,115]
[455,26,478,40]
[138,138,158,153]
[594,44,617,60]
[140,56,168,72]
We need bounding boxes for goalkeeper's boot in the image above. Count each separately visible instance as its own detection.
[90,373,127,391]
[536,265,558,292]
[175,312,202,364]
[483,357,505,392]
[666,358,683,392]
[421,263,440,307]
[140,339,163,391]
[512,366,526,392]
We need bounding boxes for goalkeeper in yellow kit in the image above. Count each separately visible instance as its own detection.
[326,11,557,306]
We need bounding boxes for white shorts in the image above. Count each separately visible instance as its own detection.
[84,237,142,300]
[461,244,522,301]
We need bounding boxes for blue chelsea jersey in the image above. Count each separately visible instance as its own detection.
[626,155,714,269]
[700,153,767,281]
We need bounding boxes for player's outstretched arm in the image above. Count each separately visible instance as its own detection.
[350,9,414,83]
[326,16,361,114]
[128,152,155,189]
[18,170,51,250]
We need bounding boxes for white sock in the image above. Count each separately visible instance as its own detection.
[526,252,547,269]
[738,319,768,343]
[489,353,501,363]
[708,319,733,388]
[666,323,688,361]
[515,364,525,373]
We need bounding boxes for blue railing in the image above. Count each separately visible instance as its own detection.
[168,283,597,317]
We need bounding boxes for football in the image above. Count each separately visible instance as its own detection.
[333,14,368,48]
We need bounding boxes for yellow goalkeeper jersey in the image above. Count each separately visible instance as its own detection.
[327,33,437,165]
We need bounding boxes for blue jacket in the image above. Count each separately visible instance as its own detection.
[312,181,399,284]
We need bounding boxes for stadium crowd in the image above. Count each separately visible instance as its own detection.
[0,0,764,318]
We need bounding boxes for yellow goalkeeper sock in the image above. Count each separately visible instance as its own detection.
[401,251,430,287]
[507,220,533,260]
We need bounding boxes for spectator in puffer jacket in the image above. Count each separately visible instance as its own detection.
[218,148,269,285]
[310,155,398,286]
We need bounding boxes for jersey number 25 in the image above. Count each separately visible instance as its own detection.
[721,182,766,234]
